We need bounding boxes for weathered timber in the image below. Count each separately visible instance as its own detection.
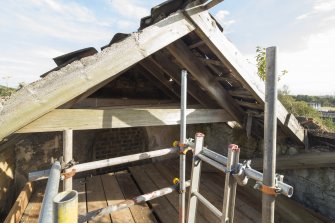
[136,65,180,100]
[186,10,304,143]
[236,100,263,110]
[129,165,178,223]
[151,52,217,108]
[139,60,181,98]
[115,172,158,223]
[86,176,111,222]
[101,173,135,223]
[228,89,255,100]
[167,40,244,123]
[188,40,205,49]
[249,152,335,170]
[73,179,87,223]
[4,182,34,223]
[72,98,178,108]
[0,7,203,141]
[16,108,231,133]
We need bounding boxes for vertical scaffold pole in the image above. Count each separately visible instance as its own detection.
[179,69,187,223]
[262,46,278,223]
[63,129,73,191]
[222,144,240,223]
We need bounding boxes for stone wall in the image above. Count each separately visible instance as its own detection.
[283,167,335,220]
[1,123,334,221]
[0,147,15,219]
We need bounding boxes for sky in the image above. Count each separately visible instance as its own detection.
[0,0,334,96]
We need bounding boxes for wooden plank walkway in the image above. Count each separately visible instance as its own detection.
[19,160,258,223]
[18,158,325,223]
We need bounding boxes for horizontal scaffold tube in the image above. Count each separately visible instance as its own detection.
[200,148,293,197]
[78,180,191,222]
[29,148,178,181]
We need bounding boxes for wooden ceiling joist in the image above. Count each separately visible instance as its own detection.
[167,39,244,123]
[186,9,305,143]
[16,108,232,133]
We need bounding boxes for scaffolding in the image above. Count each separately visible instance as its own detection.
[29,48,293,223]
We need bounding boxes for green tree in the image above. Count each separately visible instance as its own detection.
[255,46,288,81]
[255,47,335,132]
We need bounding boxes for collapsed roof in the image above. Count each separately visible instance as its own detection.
[0,0,304,144]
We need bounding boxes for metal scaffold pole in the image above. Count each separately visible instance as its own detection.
[38,161,61,223]
[262,46,278,223]
[63,129,73,191]
[179,69,187,223]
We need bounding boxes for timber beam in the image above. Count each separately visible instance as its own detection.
[150,52,218,108]
[186,9,305,143]
[249,152,335,170]
[139,61,181,99]
[16,108,232,133]
[136,65,180,100]
[0,7,204,141]
[167,40,245,123]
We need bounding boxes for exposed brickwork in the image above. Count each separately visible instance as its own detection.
[93,128,148,172]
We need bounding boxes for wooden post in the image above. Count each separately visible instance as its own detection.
[63,129,73,191]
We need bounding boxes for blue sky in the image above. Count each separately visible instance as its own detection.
[0,0,334,95]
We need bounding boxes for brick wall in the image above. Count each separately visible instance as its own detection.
[93,128,148,172]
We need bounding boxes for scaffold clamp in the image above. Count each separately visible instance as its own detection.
[172,177,185,194]
[172,138,194,155]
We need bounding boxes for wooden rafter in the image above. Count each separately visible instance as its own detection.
[139,60,181,99]
[186,10,304,143]
[136,65,180,100]
[16,108,232,133]
[167,39,244,123]
[149,52,218,108]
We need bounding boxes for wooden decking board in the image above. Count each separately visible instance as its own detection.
[20,185,44,223]
[101,173,135,223]
[115,172,157,223]
[15,159,327,223]
[161,160,221,223]
[166,159,260,223]
[73,178,88,223]
[129,165,178,223]
[86,175,111,223]
[153,163,212,223]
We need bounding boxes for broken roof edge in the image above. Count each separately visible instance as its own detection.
[0,4,210,142]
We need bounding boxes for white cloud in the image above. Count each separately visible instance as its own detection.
[109,0,149,20]
[314,0,335,12]
[214,10,236,32]
[29,0,97,22]
[296,0,335,20]
[278,28,335,95]
[0,1,119,87]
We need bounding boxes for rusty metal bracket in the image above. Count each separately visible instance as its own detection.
[254,181,281,196]
[61,169,76,180]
